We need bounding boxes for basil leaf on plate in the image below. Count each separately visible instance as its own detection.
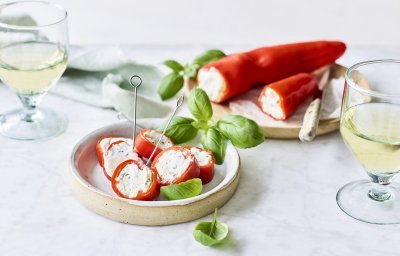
[160,116,198,144]
[217,115,264,148]
[158,72,184,100]
[188,88,213,121]
[192,49,226,66]
[163,59,184,72]
[201,127,226,165]
[161,178,202,200]
[193,208,229,246]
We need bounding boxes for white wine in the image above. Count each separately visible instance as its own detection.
[0,41,67,94]
[341,103,400,174]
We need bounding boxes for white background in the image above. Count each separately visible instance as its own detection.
[44,0,400,47]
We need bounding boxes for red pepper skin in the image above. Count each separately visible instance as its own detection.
[111,160,160,201]
[199,41,346,103]
[134,129,173,160]
[184,146,215,185]
[151,146,200,186]
[259,73,318,120]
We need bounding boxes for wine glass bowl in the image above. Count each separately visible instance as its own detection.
[0,1,68,140]
[337,59,400,224]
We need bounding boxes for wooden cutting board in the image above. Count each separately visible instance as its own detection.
[184,63,347,139]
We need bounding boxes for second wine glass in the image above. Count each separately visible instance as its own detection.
[337,59,400,224]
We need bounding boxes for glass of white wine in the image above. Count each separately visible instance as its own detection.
[0,1,68,140]
[338,59,400,224]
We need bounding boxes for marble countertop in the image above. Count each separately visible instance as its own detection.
[1,46,400,256]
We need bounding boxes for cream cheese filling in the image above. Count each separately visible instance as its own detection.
[100,138,141,177]
[143,130,172,149]
[155,150,191,183]
[115,163,152,198]
[261,88,284,119]
[189,147,211,166]
[198,67,225,102]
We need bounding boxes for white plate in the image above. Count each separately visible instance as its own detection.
[69,120,240,225]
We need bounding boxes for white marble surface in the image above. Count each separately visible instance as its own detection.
[1,46,400,256]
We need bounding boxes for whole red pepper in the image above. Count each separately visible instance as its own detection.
[258,73,318,120]
[198,41,345,103]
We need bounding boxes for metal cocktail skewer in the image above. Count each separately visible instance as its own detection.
[129,75,142,148]
[145,95,185,166]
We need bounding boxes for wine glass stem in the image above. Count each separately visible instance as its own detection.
[18,93,45,122]
[368,173,393,201]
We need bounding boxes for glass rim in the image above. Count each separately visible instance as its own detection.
[345,59,400,99]
[0,1,67,30]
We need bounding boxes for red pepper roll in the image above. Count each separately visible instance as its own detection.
[258,73,318,120]
[112,159,160,201]
[134,129,174,160]
[185,146,215,184]
[151,146,200,186]
[96,137,143,180]
[198,41,345,103]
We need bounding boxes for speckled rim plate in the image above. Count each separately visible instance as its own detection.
[68,120,240,225]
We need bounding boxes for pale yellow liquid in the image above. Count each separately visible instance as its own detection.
[340,103,400,174]
[0,41,67,94]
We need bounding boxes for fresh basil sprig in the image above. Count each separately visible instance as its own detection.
[161,178,202,200]
[217,115,265,148]
[188,87,213,121]
[158,49,226,100]
[159,88,264,164]
[193,208,229,246]
[161,116,198,144]
[201,128,227,165]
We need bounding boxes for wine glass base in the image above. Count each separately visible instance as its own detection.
[0,108,67,141]
[337,180,400,224]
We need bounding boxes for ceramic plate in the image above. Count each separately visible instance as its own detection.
[69,120,240,225]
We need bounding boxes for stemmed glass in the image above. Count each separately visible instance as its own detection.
[337,59,400,224]
[0,1,68,140]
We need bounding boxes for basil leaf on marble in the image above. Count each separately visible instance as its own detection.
[158,72,184,100]
[188,87,213,121]
[193,208,229,246]
[161,178,202,200]
[217,115,264,148]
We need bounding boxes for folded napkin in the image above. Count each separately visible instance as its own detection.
[54,46,172,119]
[0,15,172,120]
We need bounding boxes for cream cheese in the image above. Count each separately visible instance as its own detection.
[155,150,191,183]
[143,130,172,149]
[100,137,142,177]
[115,163,152,198]
[189,147,211,166]
[198,67,225,102]
[261,88,284,119]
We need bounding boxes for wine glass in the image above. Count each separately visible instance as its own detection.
[0,1,68,140]
[337,59,400,224]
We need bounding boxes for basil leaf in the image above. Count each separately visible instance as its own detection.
[188,88,213,121]
[201,127,226,165]
[217,115,264,148]
[193,208,228,246]
[161,178,202,200]
[160,116,198,144]
[163,60,184,72]
[158,72,184,100]
[192,49,226,66]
